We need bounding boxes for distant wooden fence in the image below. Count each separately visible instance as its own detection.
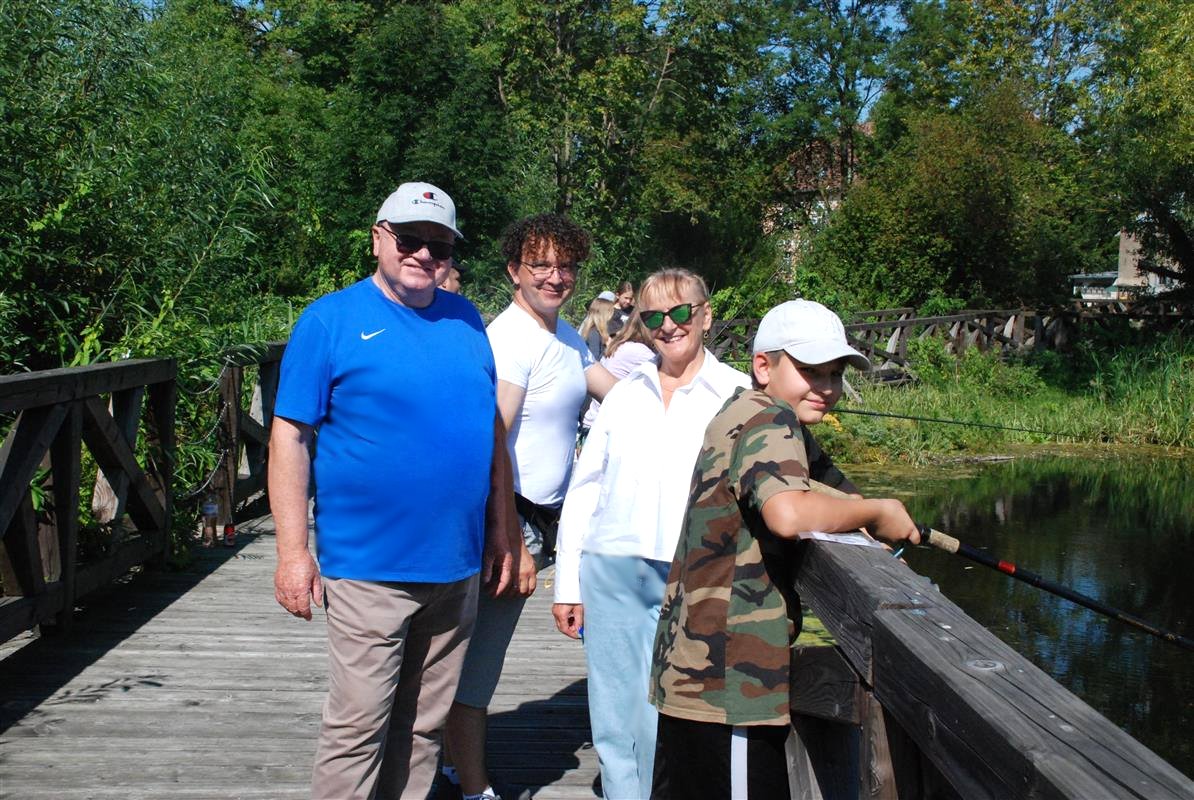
[710,301,1190,380]
[710,308,1038,378]
[786,539,1194,799]
[0,360,175,643]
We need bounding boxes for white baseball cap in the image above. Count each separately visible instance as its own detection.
[752,300,870,370]
[375,182,463,238]
[596,290,617,301]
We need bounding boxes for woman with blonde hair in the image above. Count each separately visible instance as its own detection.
[580,311,655,432]
[554,268,749,799]
[579,296,616,360]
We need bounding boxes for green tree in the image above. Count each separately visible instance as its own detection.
[875,0,1109,144]
[1089,0,1194,296]
[797,85,1108,311]
[766,0,896,197]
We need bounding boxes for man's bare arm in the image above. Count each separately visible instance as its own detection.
[483,411,519,597]
[492,383,536,596]
[268,416,322,620]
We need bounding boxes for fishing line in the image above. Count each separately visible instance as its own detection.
[833,407,1080,439]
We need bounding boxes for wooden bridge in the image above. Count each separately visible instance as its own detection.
[3,339,1193,798]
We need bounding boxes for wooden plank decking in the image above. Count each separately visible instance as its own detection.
[0,515,598,799]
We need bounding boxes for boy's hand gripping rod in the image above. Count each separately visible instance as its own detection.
[809,480,1194,652]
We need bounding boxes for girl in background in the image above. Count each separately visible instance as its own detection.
[579,296,616,360]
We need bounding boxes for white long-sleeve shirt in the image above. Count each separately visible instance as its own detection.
[554,350,749,604]
[581,341,656,429]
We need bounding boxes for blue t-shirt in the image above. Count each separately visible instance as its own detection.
[274,278,496,582]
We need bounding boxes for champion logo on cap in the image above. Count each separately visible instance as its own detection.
[376,181,463,238]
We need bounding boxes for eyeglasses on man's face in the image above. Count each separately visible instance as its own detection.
[520,261,579,281]
[640,302,698,330]
[378,225,454,260]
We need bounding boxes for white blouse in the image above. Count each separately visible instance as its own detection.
[554,350,749,604]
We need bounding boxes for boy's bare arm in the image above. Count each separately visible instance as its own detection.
[761,490,920,545]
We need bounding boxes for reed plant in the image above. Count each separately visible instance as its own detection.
[819,328,1193,463]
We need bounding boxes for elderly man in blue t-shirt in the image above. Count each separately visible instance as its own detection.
[268,182,517,800]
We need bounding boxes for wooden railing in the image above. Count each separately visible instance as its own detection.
[207,343,285,527]
[0,360,176,643]
[709,309,1041,377]
[786,540,1193,799]
[710,301,1190,381]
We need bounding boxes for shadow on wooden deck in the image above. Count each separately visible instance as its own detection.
[0,515,599,799]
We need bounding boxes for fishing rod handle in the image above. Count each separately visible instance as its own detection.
[917,523,960,554]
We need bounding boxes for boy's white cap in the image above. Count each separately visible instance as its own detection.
[596,290,617,301]
[752,300,870,370]
[375,182,463,238]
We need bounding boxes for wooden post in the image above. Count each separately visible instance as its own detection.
[1011,312,1025,350]
[860,691,899,799]
[90,386,144,540]
[789,645,864,799]
[789,715,859,800]
[216,365,242,527]
[145,374,176,565]
[50,403,81,629]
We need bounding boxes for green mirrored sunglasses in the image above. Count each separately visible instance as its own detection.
[640,303,695,330]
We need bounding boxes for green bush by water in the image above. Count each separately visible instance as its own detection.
[818,329,1193,463]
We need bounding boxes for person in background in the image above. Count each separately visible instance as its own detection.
[579,294,616,361]
[445,213,615,800]
[441,258,463,293]
[580,310,656,434]
[269,182,515,800]
[553,268,749,800]
[650,300,921,798]
[606,280,635,336]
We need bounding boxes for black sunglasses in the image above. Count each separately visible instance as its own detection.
[378,225,454,260]
[640,303,696,330]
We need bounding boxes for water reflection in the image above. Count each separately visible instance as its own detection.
[850,449,1194,778]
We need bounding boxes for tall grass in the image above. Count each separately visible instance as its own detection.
[817,329,1193,463]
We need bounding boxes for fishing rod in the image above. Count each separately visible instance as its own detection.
[808,480,1193,651]
[912,524,1194,652]
[833,407,1077,439]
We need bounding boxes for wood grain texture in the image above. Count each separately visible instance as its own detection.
[791,538,1194,799]
[0,515,599,799]
[0,359,174,415]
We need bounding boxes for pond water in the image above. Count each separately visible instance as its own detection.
[849,448,1194,779]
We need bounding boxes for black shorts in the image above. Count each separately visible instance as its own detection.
[653,713,790,799]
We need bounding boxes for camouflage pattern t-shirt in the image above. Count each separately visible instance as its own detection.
[649,386,852,726]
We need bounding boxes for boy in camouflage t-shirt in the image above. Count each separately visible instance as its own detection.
[649,300,921,799]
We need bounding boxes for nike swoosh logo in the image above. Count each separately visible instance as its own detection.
[360,329,386,340]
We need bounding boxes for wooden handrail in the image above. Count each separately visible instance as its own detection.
[210,343,286,527]
[787,540,1194,798]
[0,359,175,414]
[710,301,1189,381]
[0,359,176,644]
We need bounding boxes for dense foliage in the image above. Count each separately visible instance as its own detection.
[4,0,1191,376]
[1,0,1189,559]
[817,329,1194,462]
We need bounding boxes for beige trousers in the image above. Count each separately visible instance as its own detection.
[311,575,479,800]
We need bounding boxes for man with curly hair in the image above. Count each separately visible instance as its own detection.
[443,213,615,800]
